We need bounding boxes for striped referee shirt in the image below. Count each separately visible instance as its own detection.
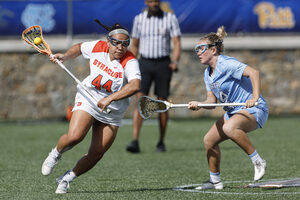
[131,10,181,59]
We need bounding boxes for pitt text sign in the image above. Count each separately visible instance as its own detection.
[254,2,295,29]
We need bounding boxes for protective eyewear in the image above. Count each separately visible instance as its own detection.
[109,37,130,47]
[194,44,215,54]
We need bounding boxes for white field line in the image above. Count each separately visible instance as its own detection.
[173,178,300,195]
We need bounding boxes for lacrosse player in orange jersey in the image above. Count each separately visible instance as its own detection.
[41,21,141,194]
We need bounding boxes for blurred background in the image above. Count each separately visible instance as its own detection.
[0,0,300,121]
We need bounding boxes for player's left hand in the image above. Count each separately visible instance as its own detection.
[97,97,113,112]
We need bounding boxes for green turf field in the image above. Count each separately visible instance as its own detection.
[0,116,299,200]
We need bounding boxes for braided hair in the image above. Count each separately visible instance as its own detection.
[201,26,227,53]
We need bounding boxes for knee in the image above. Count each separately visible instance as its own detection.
[222,123,234,138]
[222,123,233,137]
[203,135,214,150]
[67,131,84,145]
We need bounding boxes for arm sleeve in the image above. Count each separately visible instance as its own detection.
[227,59,247,80]
[170,14,181,37]
[131,15,140,39]
[203,69,211,91]
[80,40,99,59]
[124,59,141,82]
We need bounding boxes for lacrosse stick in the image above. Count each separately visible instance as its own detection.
[138,96,258,119]
[22,25,110,113]
[246,178,300,188]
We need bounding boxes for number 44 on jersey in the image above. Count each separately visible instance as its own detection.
[92,75,112,93]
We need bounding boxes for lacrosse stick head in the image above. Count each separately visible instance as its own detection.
[138,96,169,119]
[22,25,52,56]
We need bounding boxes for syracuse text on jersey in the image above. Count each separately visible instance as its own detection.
[93,59,123,78]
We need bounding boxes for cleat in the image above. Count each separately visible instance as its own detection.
[254,159,267,181]
[195,180,223,190]
[56,170,71,185]
[55,180,70,194]
[126,140,140,153]
[41,148,61,176]
[156,141,166,152]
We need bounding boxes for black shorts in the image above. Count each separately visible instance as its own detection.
[139,56,172,99]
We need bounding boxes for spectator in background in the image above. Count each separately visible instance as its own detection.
[126,0,181,153]
[188,26,268,190]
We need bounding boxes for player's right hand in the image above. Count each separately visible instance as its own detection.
[49,53,65,63]
[188,101,201,111]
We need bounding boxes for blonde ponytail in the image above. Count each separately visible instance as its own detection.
[216,26,227,40]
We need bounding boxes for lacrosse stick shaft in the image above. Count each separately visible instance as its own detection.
[55,58,84,89]
[53,55,110,113]
[169,102,258,108]
[54,58,96,101]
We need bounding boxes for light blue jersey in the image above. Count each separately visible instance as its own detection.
[204,55,269,128]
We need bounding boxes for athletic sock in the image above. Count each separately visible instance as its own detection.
[63,170,77,182]
[249,150,263,164]
[53,146,61,157]
[210,171,221,183]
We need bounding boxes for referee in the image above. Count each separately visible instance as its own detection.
[126,0,181,153]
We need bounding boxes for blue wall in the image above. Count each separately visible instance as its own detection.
[0,0,299,36]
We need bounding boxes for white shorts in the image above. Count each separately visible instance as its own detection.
[72,91,124,127]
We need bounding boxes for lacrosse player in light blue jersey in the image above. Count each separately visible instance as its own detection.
[188,26,269,190]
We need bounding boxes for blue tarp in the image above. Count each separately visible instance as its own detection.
[0,0,299,36]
